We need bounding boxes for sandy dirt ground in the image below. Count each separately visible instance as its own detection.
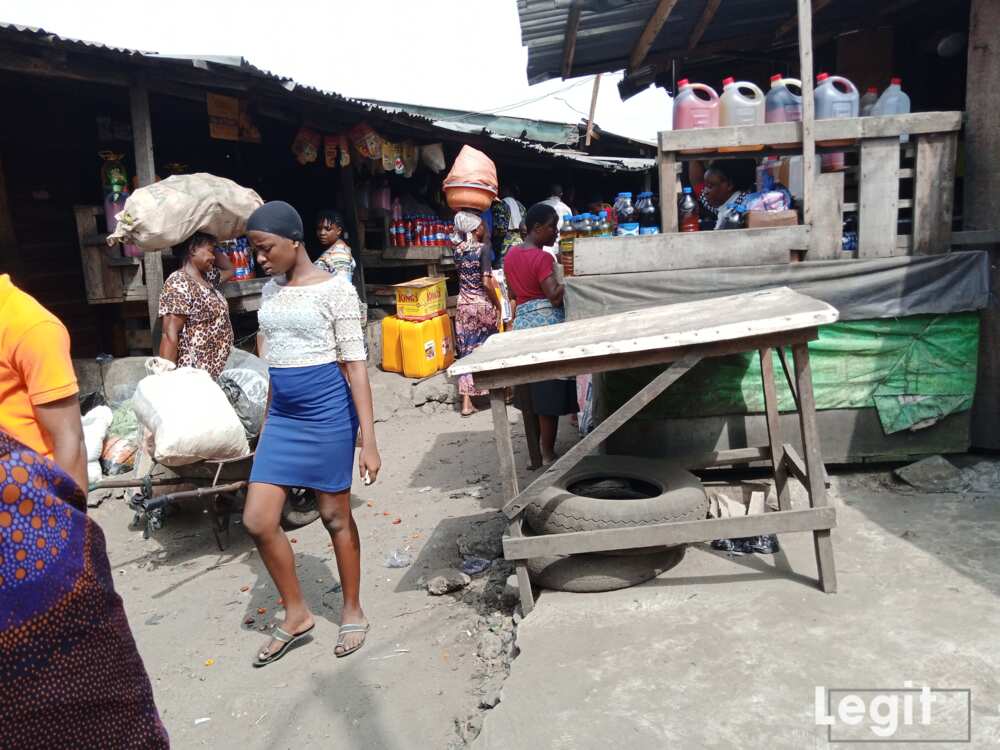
[91,391,561,750]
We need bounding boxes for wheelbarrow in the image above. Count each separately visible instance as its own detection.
[94,451,319,551]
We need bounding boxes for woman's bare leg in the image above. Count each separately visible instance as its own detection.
[318,489,367,654]
[522,409,543,470]
[461,394,476,416]
[243,482,313,657]
[539,415,559,464]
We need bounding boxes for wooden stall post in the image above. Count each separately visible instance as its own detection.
[340,162,367,304]
[912,133,958,254]
[129,82,163,348]
[796,0,817,227]
[858,137,901,258]
[490,389,535,614]
[792,342,837,593]
[658,151,678,233]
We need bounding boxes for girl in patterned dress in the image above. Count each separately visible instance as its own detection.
[452,211,501,417]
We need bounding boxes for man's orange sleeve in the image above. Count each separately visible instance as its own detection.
[13,321,79,405]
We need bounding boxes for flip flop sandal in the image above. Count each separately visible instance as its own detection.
[252,624,315,668]
[335,622,370,658]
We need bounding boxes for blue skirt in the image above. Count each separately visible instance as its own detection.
[249,362,359,493]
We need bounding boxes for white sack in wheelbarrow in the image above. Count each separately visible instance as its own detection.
[131,367,250,466]
[106,173,264,251]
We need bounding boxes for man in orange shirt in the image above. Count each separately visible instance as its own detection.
[0,273,87,491]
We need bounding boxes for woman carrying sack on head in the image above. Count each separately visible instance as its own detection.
[244,201,381,666]
[158,231,236,379]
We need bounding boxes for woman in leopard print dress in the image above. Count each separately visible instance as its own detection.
[158,232,236,379]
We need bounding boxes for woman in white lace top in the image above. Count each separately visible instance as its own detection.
[242,201,380,666]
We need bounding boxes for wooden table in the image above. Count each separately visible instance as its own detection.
[447,287,840,615]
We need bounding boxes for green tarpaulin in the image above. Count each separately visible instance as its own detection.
[601,313,979,435]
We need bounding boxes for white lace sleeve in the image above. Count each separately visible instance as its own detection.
[329,279,366,362]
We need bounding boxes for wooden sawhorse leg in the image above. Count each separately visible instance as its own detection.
[792,343,838,593]
[759,347,792,513]
[490,389,535,614]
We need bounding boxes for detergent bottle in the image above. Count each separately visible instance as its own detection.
[764,74,802,124]
[814,72,859,172]
[719,77,765,151]
[765,75,802,150]
[673,79,720,152]
[872,77,911,141]
[860,86,879,116]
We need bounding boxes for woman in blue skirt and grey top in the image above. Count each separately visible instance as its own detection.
[243,201,381,666]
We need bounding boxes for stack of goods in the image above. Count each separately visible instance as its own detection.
[380,277,455,379]
[389,216,454,248]
[217,237,255,280]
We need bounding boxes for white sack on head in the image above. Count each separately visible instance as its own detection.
[106,173,264,251]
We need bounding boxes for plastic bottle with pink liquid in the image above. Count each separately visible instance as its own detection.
[673,79,720,130]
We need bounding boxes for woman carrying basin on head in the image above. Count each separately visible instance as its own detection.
[244,201,381,666]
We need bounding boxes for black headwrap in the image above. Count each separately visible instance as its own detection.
[246,200,304,241]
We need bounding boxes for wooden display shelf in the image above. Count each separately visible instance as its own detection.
[657,112,962,155]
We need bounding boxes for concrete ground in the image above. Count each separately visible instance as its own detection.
[476,472,1000,749]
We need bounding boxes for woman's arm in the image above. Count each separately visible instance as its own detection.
[541,275,565,307]
[159,314,186,363]
[215,249,236,284]
[344,361,381,483]
[35,395,88,493]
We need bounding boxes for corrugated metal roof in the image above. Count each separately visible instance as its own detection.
[518,0,918,83]
[0,22,651,172]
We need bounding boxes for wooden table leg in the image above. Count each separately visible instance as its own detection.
[760,348,791,512]
[792,343,837,593]
[490,389,535,614]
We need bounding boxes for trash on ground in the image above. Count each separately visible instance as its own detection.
[194,717,212,726]
[711,534,780,555]
[384,548,414,568]
[460,557,492,576]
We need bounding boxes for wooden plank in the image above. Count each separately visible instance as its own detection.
[687,0,723,49]
[677,446,771,469]
[561,2,583,79]
[490,390,534,614]
[912,133,958,255]
[471,328,817,391]
[782,442,809,487]
[449,287,835,380]
[629,0,680,70]
[657,151,679,232]
[844,199,912,212]
[129,82,163,344]
[572,226,804,276]
[858,137,900,258]
[503,507,837,559]
[500,353,702,519]
[809,172,844,259]
[75,206,111,302]
[0,155,19,259]
[798,0,817,227]
[657,112,963,152]
[792,343,837,593]
[382,246,444,262]
[760,348,792,512]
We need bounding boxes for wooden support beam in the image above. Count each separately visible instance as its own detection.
[809,172,844,259]
[585,74,602,147]
[503,507,837,559]
[500,353,703,519]
[129,82,163,349]
[797,0,817,227]
[776,0,835,39]
[629,0,680,70]
[657,151,678,232]
[687,0,723,49]
[561,2,583,79]
[760,348,792,512]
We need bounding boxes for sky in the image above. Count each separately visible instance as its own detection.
[0,0,671,143]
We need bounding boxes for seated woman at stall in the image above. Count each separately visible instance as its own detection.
[314,210,355,282]
[503,203,578,468]
[158,231,235,379]
[692,159,757,230]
